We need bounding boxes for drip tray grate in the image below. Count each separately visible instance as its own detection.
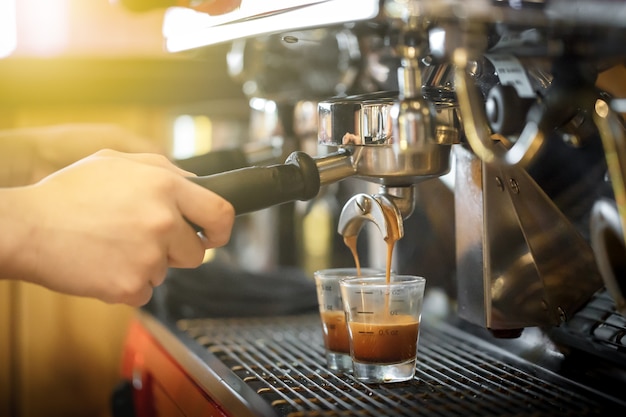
[177,314,625,416]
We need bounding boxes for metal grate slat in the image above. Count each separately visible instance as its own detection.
[177,314,625,416]
[416,347,564,416]
[418,332,597,413]
[273,334,418,416]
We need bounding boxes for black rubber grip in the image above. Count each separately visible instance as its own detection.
[188,151,321,216]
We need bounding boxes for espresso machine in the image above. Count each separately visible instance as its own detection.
[113,1,626,416]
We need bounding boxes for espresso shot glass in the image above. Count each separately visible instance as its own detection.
[340,275,426,383]
[313,268,385,373]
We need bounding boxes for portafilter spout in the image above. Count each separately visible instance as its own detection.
[338,187,412,248]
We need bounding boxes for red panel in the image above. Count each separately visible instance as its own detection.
[120,318,230,417]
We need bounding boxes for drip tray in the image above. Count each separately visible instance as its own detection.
[165,313,626,417]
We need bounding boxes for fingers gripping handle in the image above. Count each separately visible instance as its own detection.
[187,151,321,218]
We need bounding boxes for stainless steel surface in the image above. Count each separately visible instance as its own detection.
[161,0,626,336]
[121,7,626,417]
[591,198,626,316]
[137,310,276,417]
[163,0,381,52]
[455,143,604,330]
[318,93,395,147]
[318,91,453,185]
[226,27,361,101]
[314,151,355,186]
[338,193,404,242]
[594,98,626,255]
[163,1,626,52]
[335,143,452,186]
[141,310,626,416]
[453,52,545,166]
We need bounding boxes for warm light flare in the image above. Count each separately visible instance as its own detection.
[173,115,213,160]
[0,0,17,58]
[15,0,69,56]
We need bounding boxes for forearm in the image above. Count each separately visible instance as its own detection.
[0,186,37,281]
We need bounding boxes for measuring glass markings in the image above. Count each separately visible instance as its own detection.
[352,288,409,296]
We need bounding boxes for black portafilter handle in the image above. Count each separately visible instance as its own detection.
[187,151,321,218]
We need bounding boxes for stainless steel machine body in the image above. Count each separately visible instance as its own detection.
[163,0,626,336]
[110,2,626,416]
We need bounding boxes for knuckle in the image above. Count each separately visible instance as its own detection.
[113,255,165,306]
[171,240,206,269]
[216,199,235,228]
[198,197,235,248]
[92,148,118,158]
[114,277,146,305]
[146,208,178,234]
[222,199,236,219]
[187,244,207,267]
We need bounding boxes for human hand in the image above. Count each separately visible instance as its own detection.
[1,149,234,306]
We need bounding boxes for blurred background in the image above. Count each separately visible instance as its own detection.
[2,2,626,417]
[0,1,247,416]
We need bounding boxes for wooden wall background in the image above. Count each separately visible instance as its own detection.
[0,95,245,417]
[0,2,246,417]
[0,105,177,417]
